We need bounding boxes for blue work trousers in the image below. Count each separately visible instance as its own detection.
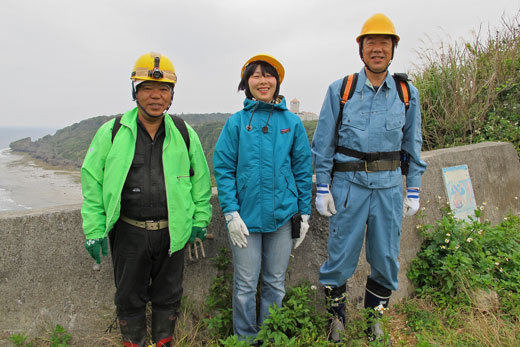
[230,221,292,341]
[319,174,403,291]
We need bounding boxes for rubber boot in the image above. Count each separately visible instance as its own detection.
[364,277,392,346]
[119,315,147,347]
[151,309,178,347]
[324,283,347,343]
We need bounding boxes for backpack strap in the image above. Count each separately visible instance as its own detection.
[111,114,193,176]
[392,73,410,111]
[111,115,122,142]
[170,115,194,177]
[170,115,190,153]
[335,73,358,135]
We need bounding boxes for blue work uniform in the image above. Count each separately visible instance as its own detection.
[312,68,427,291]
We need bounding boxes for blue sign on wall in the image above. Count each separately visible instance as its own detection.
[442,165,477,221]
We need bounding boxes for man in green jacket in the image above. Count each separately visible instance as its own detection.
[81,52,212,347]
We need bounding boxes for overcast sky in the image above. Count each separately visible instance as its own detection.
[2,0,519,128]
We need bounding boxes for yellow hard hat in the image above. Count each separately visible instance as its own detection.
[131,52,177,84]
[241,54,285,84]
[356,13,400,43]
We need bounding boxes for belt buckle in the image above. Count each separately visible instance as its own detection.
[364,161,373,173]
[145,220,158,230]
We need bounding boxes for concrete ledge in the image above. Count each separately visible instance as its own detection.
[1,142,519,344]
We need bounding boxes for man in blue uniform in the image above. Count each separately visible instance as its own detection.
[312,13,427,343]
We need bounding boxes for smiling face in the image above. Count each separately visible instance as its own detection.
[247,65,278,102]
[361,34,393,74]
[135,81,173,118]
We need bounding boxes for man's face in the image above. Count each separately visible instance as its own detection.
[362,35,393,73]
[135,81,173,117]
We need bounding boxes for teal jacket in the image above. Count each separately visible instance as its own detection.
[81,108,212,253]
[213,97,313,233]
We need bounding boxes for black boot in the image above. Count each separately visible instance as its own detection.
[119,314,147,347]
[364,277,392,345]
[151,309,178,347]
[324,283,347,343]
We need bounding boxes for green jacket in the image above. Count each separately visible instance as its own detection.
[81,108,212,253]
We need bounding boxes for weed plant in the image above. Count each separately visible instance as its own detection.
[412,11,520,154]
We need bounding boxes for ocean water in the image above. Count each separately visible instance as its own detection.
[0,126,57,149]
[0,148,82,212]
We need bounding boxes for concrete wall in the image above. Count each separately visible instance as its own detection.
[1,142,519,344]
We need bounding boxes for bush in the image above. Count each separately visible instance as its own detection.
[408,207,520,309]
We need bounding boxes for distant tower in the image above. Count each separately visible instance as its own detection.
[290,98,300,113]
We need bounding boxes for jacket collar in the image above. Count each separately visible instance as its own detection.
[243,95,288,112]
[357,67,395,91]
[119,107,175,141]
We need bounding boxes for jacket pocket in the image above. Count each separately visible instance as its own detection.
[343,113,368,130]
[282,168,298,198]
[385,112,405,130]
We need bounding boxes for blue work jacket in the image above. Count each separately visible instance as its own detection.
[213,97,313,233]
[312,68,427,189]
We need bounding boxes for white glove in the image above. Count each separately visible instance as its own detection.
[293,214,310,249]
[225,211,249,248]
[315,184,336,217]
[403,187,420,217]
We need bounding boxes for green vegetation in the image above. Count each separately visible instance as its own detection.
[9,324,71,347]
[412,12,520,154]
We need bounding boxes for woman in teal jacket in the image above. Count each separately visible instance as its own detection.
[213,54,313,342]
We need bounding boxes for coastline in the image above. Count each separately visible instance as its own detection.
[0,149,82,211]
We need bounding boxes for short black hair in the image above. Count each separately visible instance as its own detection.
[238,61,280,100]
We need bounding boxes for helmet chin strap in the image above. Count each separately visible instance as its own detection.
[363,59,392,74]
[136,100,166,119]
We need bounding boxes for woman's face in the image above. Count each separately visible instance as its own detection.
[248,65,277,102]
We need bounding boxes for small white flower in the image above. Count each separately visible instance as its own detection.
[495,262,500,266]
[477,230,483,235]
[310,285,317,291]
[504,217,508,221]
[455,244,460,250]
[482,202,487,205]
[446,233,451,237]
[375,304,386,315]
[441,245,446,249]
[499,268,503,273]
[466,237,473,242]
[445,239,450,244]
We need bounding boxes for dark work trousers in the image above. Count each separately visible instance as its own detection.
[109,220,185,318]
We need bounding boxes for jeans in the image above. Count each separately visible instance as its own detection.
[230,220,293,341]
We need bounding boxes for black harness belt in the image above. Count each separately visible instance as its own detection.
[336,146,400,162]
[334,160,401,172]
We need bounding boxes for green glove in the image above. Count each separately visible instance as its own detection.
[84,237,108,264]
[189,226,207,244]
